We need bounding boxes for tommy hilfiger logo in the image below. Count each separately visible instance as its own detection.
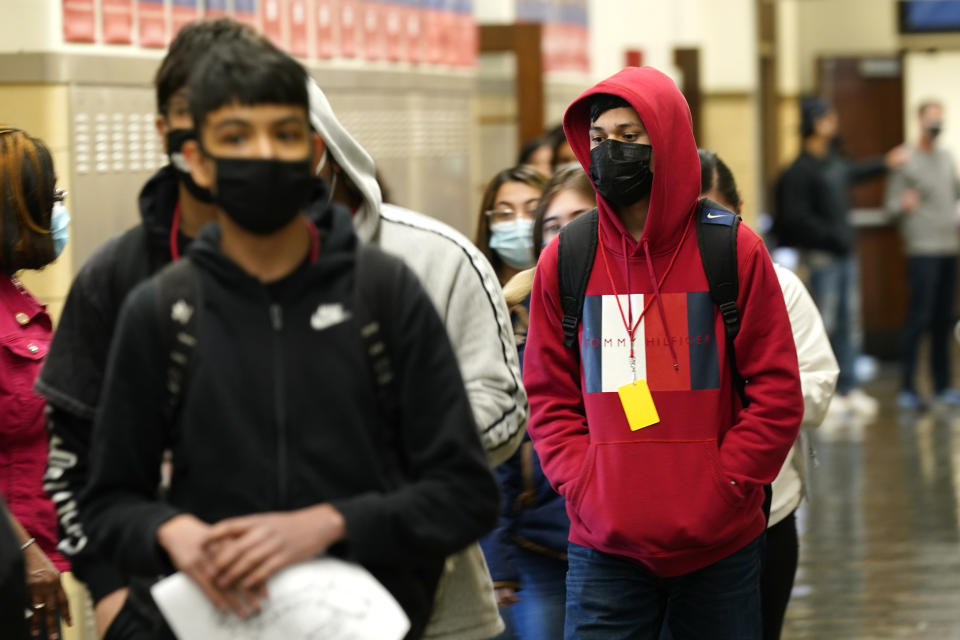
[581,292,720,393]
[311,303,352,331]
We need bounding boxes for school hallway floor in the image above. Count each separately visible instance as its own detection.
[783,363,960,639]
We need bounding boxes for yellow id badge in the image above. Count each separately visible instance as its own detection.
[617,379,660,431]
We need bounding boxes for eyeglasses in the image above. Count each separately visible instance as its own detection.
[53,189,66,203]
[485,202,539,224]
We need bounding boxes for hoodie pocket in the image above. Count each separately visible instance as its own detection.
[571,439,747,555]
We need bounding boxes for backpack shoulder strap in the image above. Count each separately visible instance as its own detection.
[557,208,599,349]
[353,245,407,484]
[695,198,741,342]
[154,257,202,432]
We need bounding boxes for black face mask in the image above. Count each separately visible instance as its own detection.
[589,140,654,207]
[166,129,215,203]
[210,156,314,235]
[927,122,943,140]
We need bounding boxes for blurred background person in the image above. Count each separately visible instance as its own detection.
[546,124,578,172]
[517,137,553,178]
[474,166,546,285]
[774,95,906,421]
[885,100,960,410]
[0,127,73,639]
[483,166,594,640]
[701,149,838,640]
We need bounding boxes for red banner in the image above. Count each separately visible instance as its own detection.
[402,1,423,64]
[316,0,336,58]
[101,0,134,44]
[361,1,385,61]
[138,0,169,48]
[423,1,442,65]
[63,0,96,43]
[233,0,260,30]
[261,0,286,50]
[339,0,360,58]
[171,0,199,38]
[205,0,230,18]
[384,2,403,62]
[289,0,309,57]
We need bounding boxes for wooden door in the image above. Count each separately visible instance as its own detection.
[817,56,906,359]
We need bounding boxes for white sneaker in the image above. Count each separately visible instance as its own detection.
[845,389,879,419]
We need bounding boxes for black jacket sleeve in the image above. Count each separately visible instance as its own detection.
[332,256,500,567]
[775,165,846,254]
[36,248,128,602]
[846,156,887,184]
[80,282,181,578]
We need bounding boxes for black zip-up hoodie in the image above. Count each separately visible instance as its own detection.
[81,205,499,638]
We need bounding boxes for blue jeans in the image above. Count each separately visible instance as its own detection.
[494,547,567,640]
[807,254,858,394]
[564,537,762,640]
[902,255,957,394]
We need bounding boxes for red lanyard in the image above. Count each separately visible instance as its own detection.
[596,214,694,360]
[306,217,320,263]
[169,203,182,262]
[171,205,321,264]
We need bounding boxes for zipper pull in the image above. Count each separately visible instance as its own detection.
[270,304,283,331]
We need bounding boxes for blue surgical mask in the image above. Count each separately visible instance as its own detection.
[489,219,535,269]
[51,202,70,258]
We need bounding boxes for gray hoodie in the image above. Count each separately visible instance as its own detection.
[308,79,525,639]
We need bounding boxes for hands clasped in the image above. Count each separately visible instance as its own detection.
[157,505,346,619]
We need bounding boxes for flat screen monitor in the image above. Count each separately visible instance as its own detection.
[900,0,960,33]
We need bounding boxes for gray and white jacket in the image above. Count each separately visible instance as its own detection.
[308,79,525,639]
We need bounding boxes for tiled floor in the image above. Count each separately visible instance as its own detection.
[783,370,960,639]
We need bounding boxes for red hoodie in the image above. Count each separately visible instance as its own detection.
[523,67,802,576]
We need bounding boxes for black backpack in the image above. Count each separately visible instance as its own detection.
[154,244,406,483]
[558,197,744,398]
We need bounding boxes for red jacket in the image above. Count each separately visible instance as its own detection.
[0,275,68,571]
[523,67,802,576]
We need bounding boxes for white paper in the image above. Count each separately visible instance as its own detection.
[151,558,410,640]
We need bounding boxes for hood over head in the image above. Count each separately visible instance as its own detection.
[562,66,700,256]
[307,78,383,243]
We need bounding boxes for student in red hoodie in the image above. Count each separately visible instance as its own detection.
[522,67,803,639]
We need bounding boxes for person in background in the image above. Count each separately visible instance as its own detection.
[35,20,258,639]
[482,167,595,640]
[774,95,907,420]
[518,137,554,178]
[885,100,960,411]
[700,149,839,640]
[309,77,527,639]
[546,124,578,172]
[0,127,73,639]
[474,166,547,285]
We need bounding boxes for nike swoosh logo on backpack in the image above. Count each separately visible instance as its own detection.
[706,212,730,220]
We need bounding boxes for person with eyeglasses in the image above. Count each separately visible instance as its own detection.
[474,166,547,285]
[0,127,73,640]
